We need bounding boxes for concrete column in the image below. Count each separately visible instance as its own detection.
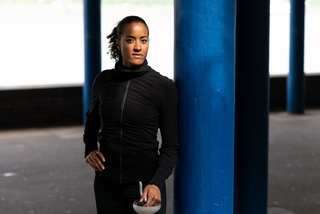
[234,0,270,214]
[83,0,101,122]
[287,0,305,114]
[173,1,236,213]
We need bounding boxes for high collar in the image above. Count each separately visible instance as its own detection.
[115,60,150,74]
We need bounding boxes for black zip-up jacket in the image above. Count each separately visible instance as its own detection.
[83,60,179,190]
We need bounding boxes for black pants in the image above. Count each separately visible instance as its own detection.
[94,175,167,214]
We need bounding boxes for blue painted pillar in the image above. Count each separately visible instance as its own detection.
[173,0,236,213]
[287,0,305,114]
[83,0,101,122]
[234,0,269,213]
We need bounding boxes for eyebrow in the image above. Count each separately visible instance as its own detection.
[125,35,148,39]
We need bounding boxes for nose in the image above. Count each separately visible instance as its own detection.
[133,41,141,51]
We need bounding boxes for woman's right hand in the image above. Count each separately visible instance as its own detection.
[85,150,105,171]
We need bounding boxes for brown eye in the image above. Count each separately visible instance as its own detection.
[141,39,148,44]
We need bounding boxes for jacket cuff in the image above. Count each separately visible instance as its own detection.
[84,142,98,158]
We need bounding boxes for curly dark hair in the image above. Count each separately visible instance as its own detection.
[107,16,149,62]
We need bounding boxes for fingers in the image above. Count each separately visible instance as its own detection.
[147,195,161,207]
[140,189,148,203]
[96,151,106,162]
[85,150,105,171]
[141,185,161,207]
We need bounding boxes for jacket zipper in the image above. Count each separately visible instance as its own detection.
[119,80,130,183]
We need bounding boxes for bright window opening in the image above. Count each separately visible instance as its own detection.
[269,0,320,76]
[0,0,174,89]
[1,0,319,88]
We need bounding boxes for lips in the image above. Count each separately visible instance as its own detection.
[132,54,143,59]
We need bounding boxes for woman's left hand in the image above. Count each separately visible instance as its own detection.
[140,184,161,207]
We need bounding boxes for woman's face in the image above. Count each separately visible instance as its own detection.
[117,22,149,69]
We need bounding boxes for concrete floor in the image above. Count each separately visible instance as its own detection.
[0,109,320,214]
[268,109,320,214]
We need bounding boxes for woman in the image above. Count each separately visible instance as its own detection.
[83,16,179,214]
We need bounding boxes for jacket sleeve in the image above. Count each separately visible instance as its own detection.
[149,80,179,190]
[83,75,101,158]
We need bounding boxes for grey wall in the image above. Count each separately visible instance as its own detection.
[270,75,320,111]
[0,86,83,129]
[1,76,319,129]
